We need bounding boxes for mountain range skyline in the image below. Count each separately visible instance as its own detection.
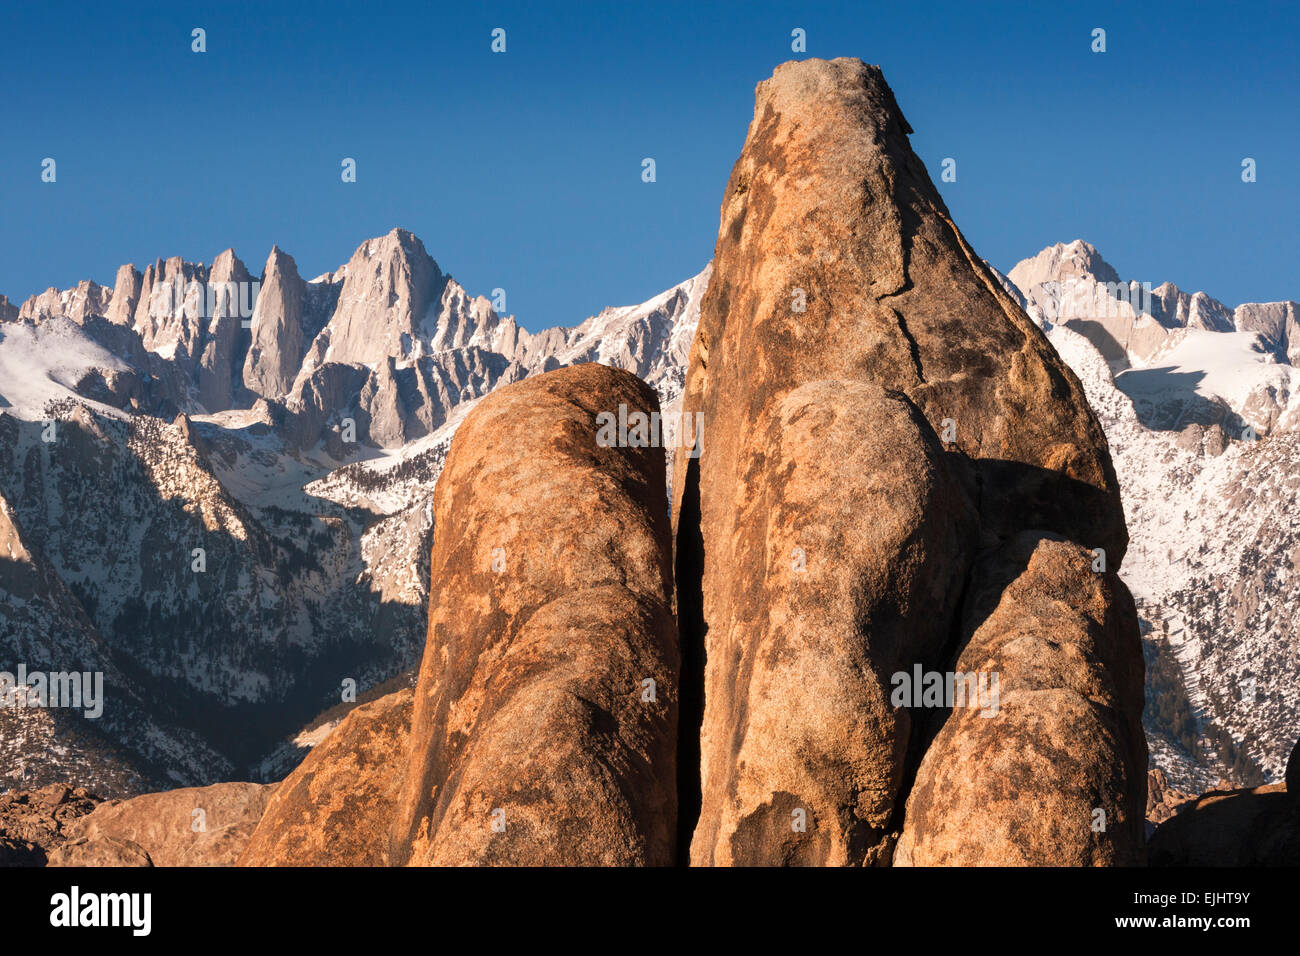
[5,230,1298,339]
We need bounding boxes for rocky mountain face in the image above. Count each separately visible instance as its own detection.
[1011,239,1300,434]
[242,247,310,400]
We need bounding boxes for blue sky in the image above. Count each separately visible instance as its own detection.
[2,0,1296,329]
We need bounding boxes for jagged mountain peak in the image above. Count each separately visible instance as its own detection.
[17,279,113,325]
[1009,238,1122,290]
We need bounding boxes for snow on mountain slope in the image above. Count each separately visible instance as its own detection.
[1045,301,1299,792]
[1011,242,1300,434]
[539,263,710,409]
[0,317,133,420]
[0,489,231,795]
[1114,328,1300,434]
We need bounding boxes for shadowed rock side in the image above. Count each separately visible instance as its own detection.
[50,781,273,867]
[390,363,679,866]
[670,58,1141,866]
[1147,783,1300,866]
[894,535,1146,865]
[1147,740,1300,865]
[239,689,412,866]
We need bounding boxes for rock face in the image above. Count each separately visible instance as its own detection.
[17,280,113,325]
[1236,300,1300,365]
[240,689,413,866]
[57,781,273,866]
[683,380,977,866]
[132,256,208,358]
[1146,767,1194,827]
[1009,241,1245,368]
[0,785,103,866]
[47,836,154,866]
[242,247,306,399]
[294,228,506,380]
[196,249,254,412]
[106,265,143,327]
[391,363,678,866]
[17,280,111,325]
[671,58,1141,866]
[893,535,1147,865]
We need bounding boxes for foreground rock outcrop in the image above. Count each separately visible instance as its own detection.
[671,57,1143,866]
[240,689,413,866]
[5,59,1161,870]
[0,785,102,866]
[682,379,977,866]
[894,535,1146,865]
[390,363,679,865]
[1148,739,1300,865]
[238,363,679,866]
[50,782,273,866]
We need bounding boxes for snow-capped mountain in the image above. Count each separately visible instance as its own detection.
[1010,239,1300,435]
[0,228,706,796]
[1009,241,1300,791]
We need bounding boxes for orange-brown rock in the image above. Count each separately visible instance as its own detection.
[47,836,154,867]
[671,58,1139,866]
[240,688,412,866]
[682,380,976,865]
[1148,782,1300,866]
[390,363,678,866]
[894,535,1147,866]
[673,57,1125,565]
[57,781,273,866]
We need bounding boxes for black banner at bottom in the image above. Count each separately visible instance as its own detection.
[0,864,1280,942]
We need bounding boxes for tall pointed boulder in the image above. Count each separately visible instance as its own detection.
[671,57,1141,866]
